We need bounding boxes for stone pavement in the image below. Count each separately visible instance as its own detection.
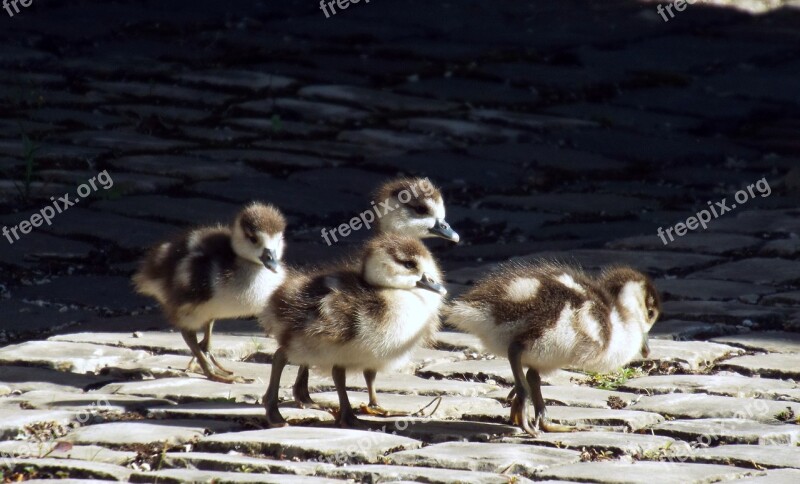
[1,0,800,482]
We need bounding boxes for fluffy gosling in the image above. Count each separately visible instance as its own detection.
[262,233,446,428]
[292,177,460,413]
[374,177,459,242]
[133,202,287,383]
[447,263,660,435]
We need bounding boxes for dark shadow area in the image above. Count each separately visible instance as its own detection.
[0,0,798,341]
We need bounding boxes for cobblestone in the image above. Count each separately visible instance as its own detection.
[2,1,800,482]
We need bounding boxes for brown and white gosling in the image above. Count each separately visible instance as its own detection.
[291,177,460,413]
[262,233,446,428]
[373,177,459,243]
[447,263,660,435]
[133,202,287,383]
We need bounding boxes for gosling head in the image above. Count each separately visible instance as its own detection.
[362,233,446,295]
[599,266,661,358]
[374,177,460,243]
[231,202,287,271]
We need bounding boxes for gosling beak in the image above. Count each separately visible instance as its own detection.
[416,273,447,295]
[429,218,460,243]
[260,249,279,272]
[641,334,651,358]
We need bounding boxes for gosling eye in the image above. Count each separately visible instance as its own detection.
[647,309,655,319]
[402,260,417,270]
[411,204,428,216]
[245,232,258,244]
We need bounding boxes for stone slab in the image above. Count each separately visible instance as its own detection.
[360,417,522,443]
[0,441,136,466]
[310,391,504,420]
[298,85,457,112]
[711,332,800,354]
[100,354,284,383]
[38,169,180,195]
[607,233,762,255]
[12,276,150,312]
[238,97,370,123]
[662,300,790,324]
[419,359,582,387]
[93,195,241,225]
[321,464,535,484]
[0,231,94,268]
[175,70,296,91]
[630,393,800,422]
[650,320,739,341]
[537,460,755,484]
[654,278,774,301]
[68,130,193,151]
[0,341,150,373]
[49,332,274,360]
[106,156,253,182]
[484,193,656,216]
[129,469,341,483]
[98,377,275,405]
[733,469,800,483]
[762,291,800,306]
[64,420,237,447]
[338,128,448,151]
[687,444,800,470]
[0,408,76,440]
[405,347,466,368]
[689,258,800,285]
[718,353,800,379]
[386,441,580,476]
[147,402,334,425]
[433,331,486,353]
[507,431,676,456]
[0,458,131,481]
[621,374,800,400]
[483,385,638,410]
[654,418,800,445]
[349,371,501,397]
[760,239,800,258]
[464,405,663,431]
[36,207,179,250]
[3,390,173,414]
[0,366,113,394]
[631,339,744,371]
[197,427,421,464]
[544,406,664,431]
[161,452,335,476]
[516,249,720,274]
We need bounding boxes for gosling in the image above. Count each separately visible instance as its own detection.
[291,176,460,413]
[262,233,446,428]
[133,202,287,383]
[374,177,459,243]
[447,263,660,435]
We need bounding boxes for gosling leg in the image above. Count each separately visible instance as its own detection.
[361,369,390,416]
[292,365,318,408]
[199,321,234,375]
[181,329,238,383]
[263,347,288,427]
[508,341,537,436]
[333,366,364,429]
[527,368,575,433]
